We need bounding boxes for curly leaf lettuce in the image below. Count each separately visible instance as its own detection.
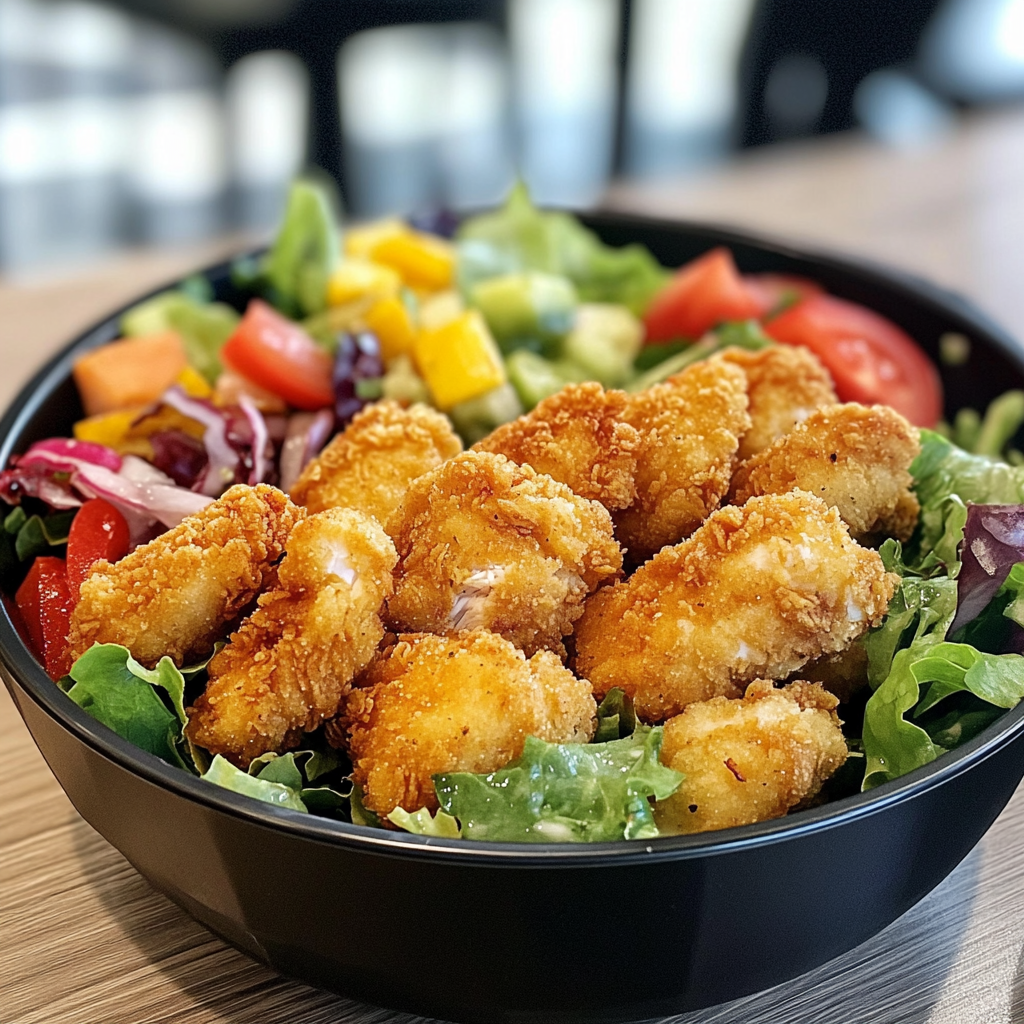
[456,182,668,315]
[202,755,308,811]
[433,727,683,843]
[862,642,1024,789]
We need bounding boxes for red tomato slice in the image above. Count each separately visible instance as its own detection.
[16,556,72,680]
[743,273,822,316]
[222,299,334,410]
[764,293,943,427]
[644,247,768,343]
[66,498,130,601]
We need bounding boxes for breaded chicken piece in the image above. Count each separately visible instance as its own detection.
[339,630,596,817]
[615,359,750,562]
[289,399,462,523]
[68,484,304,667]
[472,382,642,510]
[654,680,847,835]
[386,451,622,658]
[574,491,897,722]
[186,507,397,766]
[714,345,837,460]
[731,403,921,542]
[799,643,870,705]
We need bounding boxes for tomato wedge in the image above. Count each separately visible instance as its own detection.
[222,299,334,410]
[16,556,72,680]
[643,247,768,343]
[764,293,943,427]
[66,498,130,601]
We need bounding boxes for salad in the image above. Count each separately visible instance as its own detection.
[4,179,1024,844]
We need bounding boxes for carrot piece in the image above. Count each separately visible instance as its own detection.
[72,331,188,416]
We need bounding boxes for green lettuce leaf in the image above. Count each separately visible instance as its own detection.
[456,182,668,315]
[65,644,190,770]
[201,755,307,811]
[593,687,636,742]
[909,429,1024,575]
[862,641,1024,789]
[434,727,683,843]
[388,806,462,838]
[263,179,340,317]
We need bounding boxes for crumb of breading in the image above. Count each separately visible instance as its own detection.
[574,491,898,722]
[615,359,750,562]
[654,679,847,835]
[186,507,397,766]
[473,382,642,510]
[67,484,304,667]
[714,345,838,460]
[731,402,921,542]
[338,630,596,817]
[386,451,622,658]
[289,400,462,523]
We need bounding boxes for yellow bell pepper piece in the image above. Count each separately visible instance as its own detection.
[176,365,213,399]
[345,218,410,260]
[414,311,506,411]
[73,408,142,448]
[326,259,401,307]
[370,232,455,291]
[364,297,417,362]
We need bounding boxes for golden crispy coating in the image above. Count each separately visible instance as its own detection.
[731,403,921,542]
[340,630,596,817]
[574,491,897,722]
[289,399,462,522]
[615,359,750,562]
[186,507,397,766]
[472,382,642,510]
[386,451,622,657]
[68,484,303,667]
[715,345,838,460]
[654,679,847,835]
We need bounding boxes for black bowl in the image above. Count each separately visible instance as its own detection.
[4,213,1024,1024]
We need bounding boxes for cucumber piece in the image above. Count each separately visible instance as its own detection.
[505,350,584,409]
[448,383,524,444]
[470,272,576,355]
[561,303,643,388]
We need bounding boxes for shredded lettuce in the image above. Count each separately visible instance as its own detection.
[433,727,683,843]
[456,182,668,315]
[202,755,308,811]
[388,806,461,838]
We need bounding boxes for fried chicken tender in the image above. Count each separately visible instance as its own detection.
[714,344,838,460]
[386,451,622,658]
[472,382,642,510]
[339,630,597,817]
[289,399,462,523]
[615,358,750,562]
[67,483,304,667]
[574,491,897,722]
[186,507,397,766]
[731,403,921,542]
[654,680,847,835]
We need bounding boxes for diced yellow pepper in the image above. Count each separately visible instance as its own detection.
[345,218,410,260]
[364,297,417,362]
[176,365,213,399]
[418,289,464,332]
[326,259,401,307]
[414,310,506,411]
[73,408,142,448]
[371,232,455,291]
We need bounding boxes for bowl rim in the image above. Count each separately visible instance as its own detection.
[5,208,1024,867]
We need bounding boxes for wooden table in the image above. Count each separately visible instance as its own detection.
[6,107,1024,1024]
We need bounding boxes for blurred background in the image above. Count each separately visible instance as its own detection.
[2,0,1024,276]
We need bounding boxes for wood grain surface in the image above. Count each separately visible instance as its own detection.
[5,108,1024,1024]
